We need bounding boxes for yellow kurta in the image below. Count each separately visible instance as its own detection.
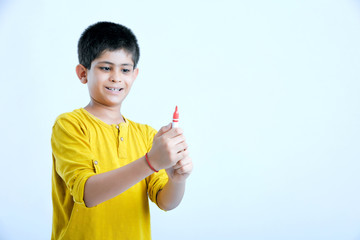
[51,108,168,240]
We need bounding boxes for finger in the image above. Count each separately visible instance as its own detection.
[155,123,172,137]
[173,156,192,170]
[174,149,189,162]
[174,141,188,153]
[174,162,193,175]
[162,127,184,139]
[176,145,189,154]
[169,133,186,146]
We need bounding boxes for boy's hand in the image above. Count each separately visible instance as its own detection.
[165,150,193,183]
[147,124,191,176]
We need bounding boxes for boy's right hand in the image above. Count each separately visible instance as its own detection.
[147,123,189,171]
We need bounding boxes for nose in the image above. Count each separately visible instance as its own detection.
[110,70,122,83]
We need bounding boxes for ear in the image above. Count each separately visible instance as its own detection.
[133,67,139,80]
[76,64,88,84]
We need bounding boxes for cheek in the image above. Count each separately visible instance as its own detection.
[87,80,95,89]
[125,79,135,88]
[87,80,101,94]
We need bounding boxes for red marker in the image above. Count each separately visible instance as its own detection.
[172,106,179,128]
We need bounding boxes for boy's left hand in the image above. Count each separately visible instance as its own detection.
[165,149,193,183]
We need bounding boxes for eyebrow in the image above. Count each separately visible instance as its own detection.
[97,61,133,67]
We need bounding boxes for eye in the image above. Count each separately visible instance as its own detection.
[122,68,132,74]
[100,66,111,71]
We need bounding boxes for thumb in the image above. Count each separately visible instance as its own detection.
[155,123,172,137]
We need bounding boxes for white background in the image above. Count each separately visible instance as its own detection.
[1,0,360,239]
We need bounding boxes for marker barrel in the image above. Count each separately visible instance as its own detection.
[172,121,179,128]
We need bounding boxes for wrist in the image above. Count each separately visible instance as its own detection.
[166,171,187,185]
[145,152,158,172]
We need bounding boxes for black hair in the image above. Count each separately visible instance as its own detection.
[77,21,140,69]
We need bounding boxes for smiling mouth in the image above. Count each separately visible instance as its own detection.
[106,87,123,91]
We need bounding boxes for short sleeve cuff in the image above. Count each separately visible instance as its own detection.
[72,171,97,207]
[147,170,168,209]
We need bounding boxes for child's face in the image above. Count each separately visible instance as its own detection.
[82,49,139,108]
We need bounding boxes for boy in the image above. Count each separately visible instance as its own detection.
[51,22,193,240]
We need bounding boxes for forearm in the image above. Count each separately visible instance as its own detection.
[157,179,186,211]
[84,156,153,207]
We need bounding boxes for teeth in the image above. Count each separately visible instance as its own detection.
[106,87,122,91]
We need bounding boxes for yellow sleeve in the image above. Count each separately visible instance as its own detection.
[147,170,168,209]
[51,115,97,207]
[145,126,168,209]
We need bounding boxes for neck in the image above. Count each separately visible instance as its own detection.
[84,100,125,125]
